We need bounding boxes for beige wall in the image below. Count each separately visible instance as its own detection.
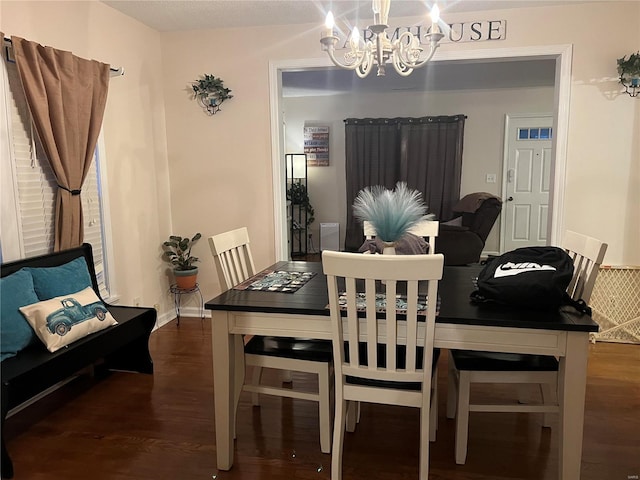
[283,86,555,253]
[1,0,174,316]
[2,1,639,319]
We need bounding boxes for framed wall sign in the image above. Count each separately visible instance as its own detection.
[304,126,329,166]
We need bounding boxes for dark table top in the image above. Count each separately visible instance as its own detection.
[205,261,598,333]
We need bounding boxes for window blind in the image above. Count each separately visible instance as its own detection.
[6,56,55,257]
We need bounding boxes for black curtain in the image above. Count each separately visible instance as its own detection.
[344,115,466,251]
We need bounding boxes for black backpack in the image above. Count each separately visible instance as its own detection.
[470,246,591,314]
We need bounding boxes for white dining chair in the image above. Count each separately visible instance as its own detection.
[323,251,444,480]
[446,230,608,465]
[209,227,334,453]
[354,218,440,433]
[363,218,439,253]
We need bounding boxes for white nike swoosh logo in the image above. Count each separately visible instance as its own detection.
[493,262,557,278]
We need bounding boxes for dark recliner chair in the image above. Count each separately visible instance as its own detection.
[435,193,502,265]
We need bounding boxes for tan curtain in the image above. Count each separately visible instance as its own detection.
[11,36,110,251]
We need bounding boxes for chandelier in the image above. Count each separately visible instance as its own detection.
[320,0,444,78]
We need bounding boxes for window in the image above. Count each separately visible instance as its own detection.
[1,39,114,299]
[517,127,553,140]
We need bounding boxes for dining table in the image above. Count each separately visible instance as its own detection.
[205,260,598,480]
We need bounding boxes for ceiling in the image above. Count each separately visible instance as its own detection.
[100,0,569,95]
[100,0,595,32]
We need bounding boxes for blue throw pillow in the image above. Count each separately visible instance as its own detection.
[28,257,92,300]
[1,268,39,361]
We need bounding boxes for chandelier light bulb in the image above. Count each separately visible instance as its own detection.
[430,4,441,34]
[325,11,335,30]
[350,27,361,49]
[431,4,440,24]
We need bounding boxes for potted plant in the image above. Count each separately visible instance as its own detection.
[617,52,640,95]
[163,233,202,289]
[353,182,427,253]
[287,182,315,227]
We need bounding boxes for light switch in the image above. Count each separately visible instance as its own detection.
[486,173,497,183]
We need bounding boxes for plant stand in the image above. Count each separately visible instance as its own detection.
[170,283,204,325]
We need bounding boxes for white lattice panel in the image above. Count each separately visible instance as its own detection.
[590,266,640,344]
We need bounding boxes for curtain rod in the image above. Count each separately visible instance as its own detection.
[3,36,124,77]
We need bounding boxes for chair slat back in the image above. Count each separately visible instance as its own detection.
[363,219,439,253]
[208,227,257,291]
[323,252,443,385]
[562,230,607,302]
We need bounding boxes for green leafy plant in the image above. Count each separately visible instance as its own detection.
[617,52,640,78]
[163,233,202,271]
[191,74,233,114]
[287,182,315,226]
[353,182,427,243]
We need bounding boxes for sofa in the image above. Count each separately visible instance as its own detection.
[0,244,156,479]
[435,193,502,265]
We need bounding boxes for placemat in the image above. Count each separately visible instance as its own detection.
[329,293,441,316]
[233,270,316,293]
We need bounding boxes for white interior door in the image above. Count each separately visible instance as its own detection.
[501,114,553,252]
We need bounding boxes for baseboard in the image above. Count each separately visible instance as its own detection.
[154,310,175,330]
[153,307,209,331]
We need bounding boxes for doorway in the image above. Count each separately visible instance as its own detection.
[501,114,553,252]
[270,45,573,261]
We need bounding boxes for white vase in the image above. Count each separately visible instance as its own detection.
[382,242,396,255]
[381,242,396,285]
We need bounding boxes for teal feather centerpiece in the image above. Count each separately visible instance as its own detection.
[353,182,427,243]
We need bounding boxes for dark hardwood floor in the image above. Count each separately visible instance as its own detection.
[4,318,639,479]
[292,253,321,262]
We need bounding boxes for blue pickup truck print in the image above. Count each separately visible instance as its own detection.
[46,297,109,336]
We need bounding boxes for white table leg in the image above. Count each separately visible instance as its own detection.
[558,332,589,480]
[211,311,236,470]
[233,335,246,439]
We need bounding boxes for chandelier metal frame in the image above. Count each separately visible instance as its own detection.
[320,0,444,78]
